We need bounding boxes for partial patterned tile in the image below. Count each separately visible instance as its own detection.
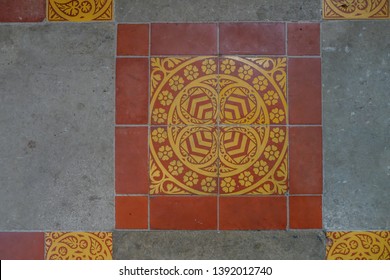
[219,126,288,195]
[219,57,287,125]
[150,126,218,195]
[0,0,46,22]
[323,0,389,19]
[48,0,113,22]
[327,231,390,260]
[45,232,112,260]
[0,232,44,260]
[150,57,218,126]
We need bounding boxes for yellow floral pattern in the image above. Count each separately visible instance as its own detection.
[48,0,113,21]
[323,0,389,19]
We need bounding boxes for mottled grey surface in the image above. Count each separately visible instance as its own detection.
[0,24,115,231]
[322,22,390,230]
[116,0,321,22]
[114,231,326,260]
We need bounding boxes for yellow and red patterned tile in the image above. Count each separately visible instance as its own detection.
[323,0,389,19]
[48,0,113,21]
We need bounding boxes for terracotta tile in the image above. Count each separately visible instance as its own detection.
[219,126,288,195]
[150,57,218,126]
[45,232,112,260]
[115,196,148,229]
[48,0,113,21]
[151,24,217,55]
[289,196,322,229]
[220,197,287,230]
[323,0,389,20]
[116,127,148,194]
[117,24,149,56]
[219,23,285,55]
[288,23,320,56]
[0,232,44,260]
[326,231,390,260]
[219,57,287,125]
[288,58,322,124]
[150,196,217,230]
[289,126,322,194]
[0,0,45,22]
[116,58,149,124]
[150,126,218,195]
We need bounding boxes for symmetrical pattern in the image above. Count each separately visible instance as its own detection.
[150,56,287,195]
[326,231,390,260]
[48,0,113,21]
[45,232,113,260]
[323,0,389,19]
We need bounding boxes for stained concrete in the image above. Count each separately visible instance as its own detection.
[322,21,390,230]
[116,0,321,22]
[113,231,326,260]
[0,24,115,231]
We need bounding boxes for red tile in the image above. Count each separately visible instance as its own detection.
[117,24,149,56]
[289,196,322,229]
[116,58,149,124]
[151,23,217,55]
[219,23,285,55]
[116,127,148,194]
[220,197,287,230]
[115,196,148,229]
[150,196,217,230]
[288,58,322,124]
[0,232,44,260]
[289,127,323,194]
[288,23,320,56]
[0,0,45,22]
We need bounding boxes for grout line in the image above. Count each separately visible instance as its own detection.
[118,124,323,128]
[113,20,118,230]
[320,17,325,231]
[285,24,290,230]
[147,22,152,231]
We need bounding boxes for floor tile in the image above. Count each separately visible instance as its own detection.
[288,58,322,125]
[289,196,322,229]
[0,232,44,260]
[219,23,285,55]
[0,0,45,22]
[150,196,217,230]
[289,127,322,194]
[48,0,113,21]
[150,126,218,195]
[45,232,113,260]
[326,231,390,260]
[115,196,148,229]
[287,23,320,56]
[150,56,218,126]
[323,0,389,19]
[116,58,149,124]
[117,24,149,56]
[219,57,287,125]
[219,197,287,230]
[151,24,217,55]
[116,127,148,194]
[219,126,288,195]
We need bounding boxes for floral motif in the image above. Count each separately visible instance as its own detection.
[238,65,253,80]
[253,160,269,176]
[151,128,168,143]
[158,90,173,106]
[152,108,167,124]
[221,59,236,74]
[184,65,199,80]
[323,0,389,19]
[201,177,217,193]
[269,108,285,124]
[48,0,113,21]
[157,145,173,161]
[263,90,279,106]
[253,75,269,91]
[238,171,254,187]
[264,145,280,161]
[168,160,184,176]
[221,178,236,193]
[169,75,184,91]
[270,128,285,143]
[201,59,217,74]
[183,171,199,187]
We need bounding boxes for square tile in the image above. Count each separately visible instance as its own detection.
[117,24,149,56]
[219,23,285,55]
[116,127,148,194]
[150,126,218,195]
[323,0,389,19]
[151,23,217,55]
[288,58,322,125]
[326,231,390,260]
[0,0,45,22]
[150,196,217,230]
[48,0,113,21]
[219,126,288,195]
[115,196,148,229]
[45,232,113,260]
[288,23,320,56]
[116,58,149,124]
[219,197,287,230]
[219,57,287,125]
[289,196,322,229]
[0,232,44,260]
